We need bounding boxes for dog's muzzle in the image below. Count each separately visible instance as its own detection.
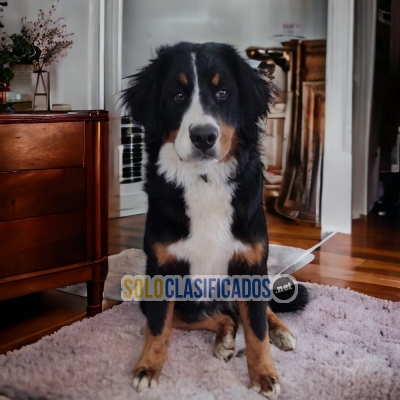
[189,124,218,155]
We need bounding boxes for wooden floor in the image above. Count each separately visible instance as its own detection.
[293,211,400,301]
[1,208,399,354]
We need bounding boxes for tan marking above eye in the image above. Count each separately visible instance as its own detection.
[179,73,188,85]
[212,73,220,85]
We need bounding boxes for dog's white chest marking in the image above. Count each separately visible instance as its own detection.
[157,144,247,275]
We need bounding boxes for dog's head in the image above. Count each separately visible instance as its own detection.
[123,42,272,163]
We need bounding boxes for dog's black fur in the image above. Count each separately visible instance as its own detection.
[123,42,308,394]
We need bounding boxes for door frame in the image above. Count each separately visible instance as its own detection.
[320,0,355,235]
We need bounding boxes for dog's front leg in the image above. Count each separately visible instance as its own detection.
[237,300,281,398]
[132,300,174,392]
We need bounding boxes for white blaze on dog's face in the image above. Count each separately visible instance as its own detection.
[174,54,220,162]
[164,52,241,164]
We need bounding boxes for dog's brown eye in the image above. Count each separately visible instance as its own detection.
[174,93,185,102]
[216,90,227,100]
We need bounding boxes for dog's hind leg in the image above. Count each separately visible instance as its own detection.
[267,307,296,351]
[172,312,237,362]
[132,301,174,392]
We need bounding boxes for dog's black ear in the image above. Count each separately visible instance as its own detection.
[238,58,274,142]
[122,58,162,147]
[156,45,171,55]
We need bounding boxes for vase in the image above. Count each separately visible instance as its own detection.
[33,70,50,111]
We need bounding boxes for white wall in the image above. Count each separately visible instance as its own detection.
[122,0,327,77]
[2,0,101,109]
[321,0,354,234]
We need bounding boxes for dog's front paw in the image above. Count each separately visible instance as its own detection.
[214,332,235,362]
[132,367,159,392]
[269,329,296,351]
[250,374,281,399]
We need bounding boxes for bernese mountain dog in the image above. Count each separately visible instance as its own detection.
[123,42,307,398]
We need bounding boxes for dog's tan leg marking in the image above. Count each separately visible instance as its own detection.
[153,243,177,266]
[172,312,236,362]
[132,302,174,392]
[233,241,266,266]
[267,308,296,351]
[237,301,281,398]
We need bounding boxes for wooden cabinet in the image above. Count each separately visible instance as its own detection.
[275,40,326,225]
[0,111,109,316]
[246,40,326,224]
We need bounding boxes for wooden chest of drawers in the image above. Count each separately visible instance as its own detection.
[0,111,109,316]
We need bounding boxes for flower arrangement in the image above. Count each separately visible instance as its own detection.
[21,2,73,72]
[0,29,15,83]
[0,4,13,83]
[0,1,73,91]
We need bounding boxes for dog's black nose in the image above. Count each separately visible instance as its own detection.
[189,124,218,152]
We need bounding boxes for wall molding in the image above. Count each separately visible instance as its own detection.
[352,0,376,218]
[321,0,354,234]
[104,0,124,218]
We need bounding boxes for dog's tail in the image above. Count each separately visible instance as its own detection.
[269,277,309,313]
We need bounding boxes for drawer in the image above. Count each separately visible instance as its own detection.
[0,168,86,221]
[0,210,87,278]
[0,122,84,171]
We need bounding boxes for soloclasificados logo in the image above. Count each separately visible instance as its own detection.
[121,274,298,303]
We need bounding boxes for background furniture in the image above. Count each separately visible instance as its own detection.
[247,40,326,225]
[246,46,295,202]
[275,40,326,225]
[0,111,109,316]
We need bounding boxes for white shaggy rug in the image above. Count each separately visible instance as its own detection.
[0,283,399,400]
[59,244,315,301]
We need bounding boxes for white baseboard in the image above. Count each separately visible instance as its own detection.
[119,181,148,216]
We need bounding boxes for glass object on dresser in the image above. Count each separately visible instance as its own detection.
[33,70,50,111]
